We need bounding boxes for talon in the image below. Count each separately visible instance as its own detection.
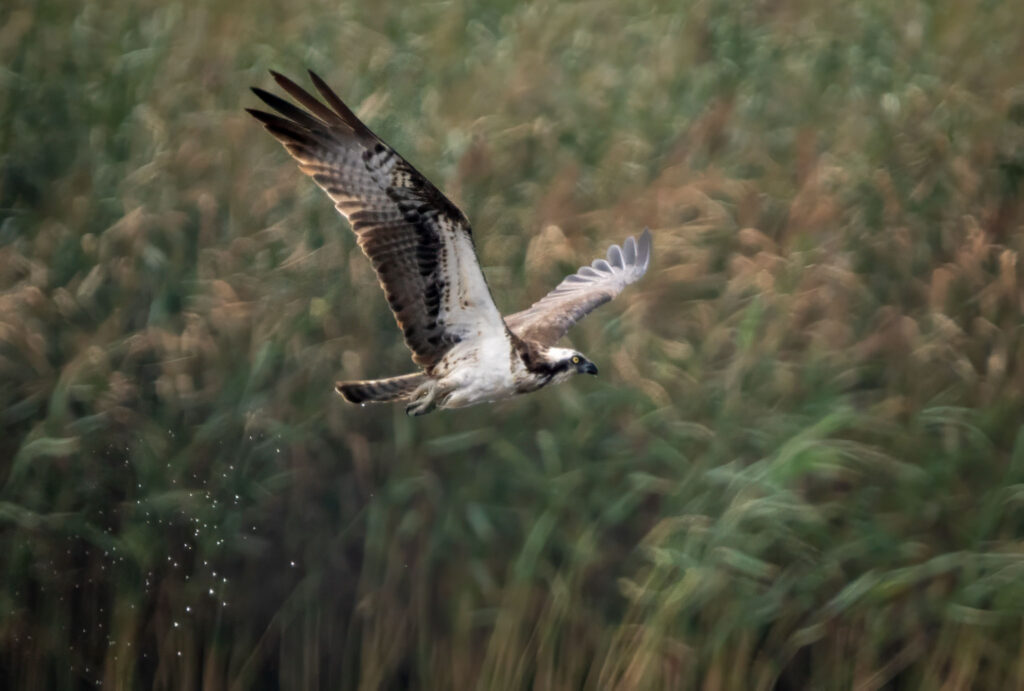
[405,382,439,416]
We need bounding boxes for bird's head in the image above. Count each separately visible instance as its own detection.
[544,346,599,380]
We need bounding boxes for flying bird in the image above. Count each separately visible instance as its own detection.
[248,71,651,415]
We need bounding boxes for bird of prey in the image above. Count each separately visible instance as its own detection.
[248,71,651,415]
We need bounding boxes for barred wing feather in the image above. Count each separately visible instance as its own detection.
[505,230,652,345]
[247,71,506,368]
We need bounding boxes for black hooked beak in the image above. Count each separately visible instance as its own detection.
[579,360,599,375]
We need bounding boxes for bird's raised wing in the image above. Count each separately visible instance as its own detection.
[247,71,506,368]
[505,230,651,346]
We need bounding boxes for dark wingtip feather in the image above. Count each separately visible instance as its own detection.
[251,87,292,115]
[245,108,317,149]
[267,70,345,125]
[245,107,283,128]
[621,234,637,266]
[637,228,652,268]
[269,71,302,96]
[250,87,325,131]
[245,106,290,127]
[269,71,305,99]
[307,69,331,94]
[307,69,374,138]
[606,243,625,269]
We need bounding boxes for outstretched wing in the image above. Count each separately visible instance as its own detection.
[505,230,652,346]
[247,71,506,368]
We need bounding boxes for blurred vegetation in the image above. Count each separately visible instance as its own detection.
[3,0,1024,688]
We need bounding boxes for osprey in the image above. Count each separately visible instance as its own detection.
[248,71,651,415]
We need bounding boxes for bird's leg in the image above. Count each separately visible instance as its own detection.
[405,381,439,416]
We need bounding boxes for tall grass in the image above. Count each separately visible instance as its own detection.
[2,0,1024,688]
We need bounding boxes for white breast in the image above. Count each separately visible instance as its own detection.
[435,330,518,408]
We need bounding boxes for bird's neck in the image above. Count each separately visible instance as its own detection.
[510,336,558,376]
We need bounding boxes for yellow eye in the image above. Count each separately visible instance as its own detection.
[572,356,580,364]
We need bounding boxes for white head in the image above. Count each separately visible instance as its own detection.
[542,346,599,383]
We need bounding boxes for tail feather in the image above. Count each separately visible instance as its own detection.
[335,373,426,404]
